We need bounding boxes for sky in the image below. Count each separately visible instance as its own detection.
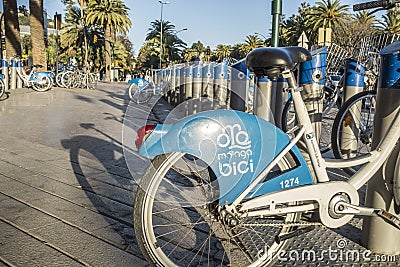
[4,0,363,54]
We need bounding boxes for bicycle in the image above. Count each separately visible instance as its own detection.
[13,56,53,92]
[128,69,171,104]
[132,2,400,266]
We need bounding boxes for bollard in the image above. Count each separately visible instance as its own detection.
[275,77,288,129]
[17,61,23,88]
[340,60,366,159]
[214,61,228,109]
[361,41,400,254]
[253,76,274,122]
[230,58,249,112]
[299,46,327,142]
[2,59,9,91]
[10,59,17,90]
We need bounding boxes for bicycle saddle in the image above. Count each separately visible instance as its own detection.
[246,46,312,79]
[33,64,43,68]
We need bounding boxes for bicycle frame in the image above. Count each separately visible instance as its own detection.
[236,69,400,228]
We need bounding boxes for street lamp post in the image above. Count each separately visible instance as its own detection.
[158,0,170,69]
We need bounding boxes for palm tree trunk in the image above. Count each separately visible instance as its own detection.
[104,23,112,82]
[3,0,22,59]
[29,0,47,70]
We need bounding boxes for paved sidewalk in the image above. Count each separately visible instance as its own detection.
[0,84,398,266]
[0,83,162,266]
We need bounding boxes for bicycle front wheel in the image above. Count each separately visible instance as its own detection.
[331,90,377,175]
[134,152,301,267]
[128,83,152,104]
[32,75,52,92]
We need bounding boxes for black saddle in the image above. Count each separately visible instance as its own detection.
[246,46,312,79]
[33,64,43,69]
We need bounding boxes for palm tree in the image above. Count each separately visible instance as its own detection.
[306,0,349,34]
[146,20,186,66]
[214,44,233,62]
[60,3,85,61]
[86,0,131,81]
[3,0,22,59]
[29,0,47,70]
[239,35,264,55]
[379,8,400,34]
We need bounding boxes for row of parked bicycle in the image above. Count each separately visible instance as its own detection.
[0,56,98,100]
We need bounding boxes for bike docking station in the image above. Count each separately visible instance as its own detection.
[362,41,400,255]
[10,58,17,90]
[2,58,9,92]
[341,59,366,159]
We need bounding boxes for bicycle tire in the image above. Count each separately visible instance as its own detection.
[0,79,5,98]
[32,75,52,92]
[134,152,301,266]
[128,83,152,104]
[331,90,377,175]
[281,96,338,154]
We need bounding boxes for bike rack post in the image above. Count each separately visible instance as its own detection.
[340,60,365,159]
[275,77,288,129]
[201,62,214,111]
[2,59,9,91]
[173,65,182,105]
[179,65,186,104]
[10,59,17,90]
[17,60,23,88]
[253,76,274,122]
[192,63,202,113]
[214,61,228,109]
[299,46,327,142]
[168,67,175,104]
[230,58,249,112]
[361,41,400,254]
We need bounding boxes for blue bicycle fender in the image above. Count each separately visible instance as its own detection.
[139,110,314,205]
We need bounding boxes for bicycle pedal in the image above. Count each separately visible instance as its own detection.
[275,226,315,244]
[375,210,400,230]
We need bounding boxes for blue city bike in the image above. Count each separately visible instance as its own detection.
[132,1,400,266]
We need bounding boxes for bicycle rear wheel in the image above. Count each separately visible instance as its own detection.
[331,90,377,175]
[32,75,52,92]
[134,152,302,267]
[128,83,152,104]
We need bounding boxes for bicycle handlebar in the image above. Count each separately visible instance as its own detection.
[353,0,399,11]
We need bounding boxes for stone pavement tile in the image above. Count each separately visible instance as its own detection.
[0,194,61,231]
[0,221,83,267]
[2,171,133,219]
[30,215,146,266]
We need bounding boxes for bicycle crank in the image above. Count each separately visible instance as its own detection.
[331,195,400,230]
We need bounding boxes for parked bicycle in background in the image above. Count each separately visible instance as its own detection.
[12,56,53,92]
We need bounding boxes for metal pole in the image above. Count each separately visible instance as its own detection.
[55,12,59,76]
[271,0,282,47]
[158,1,169,69]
